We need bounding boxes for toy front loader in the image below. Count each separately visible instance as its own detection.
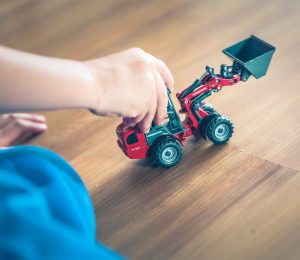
[116,35,276,168]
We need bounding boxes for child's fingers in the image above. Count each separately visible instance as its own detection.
[122,117,135,127]
[0,118,47,147]
[0,115,12,128]
[123,72,167,130]
[13,118,47,132]
[153,73,168,125]
[123,109,147,127]
[5,113,46,123]
[138,92,157,133]
[147,54,174,92]
[0,113,46,130]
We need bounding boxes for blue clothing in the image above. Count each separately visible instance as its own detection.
[0,146,123,259]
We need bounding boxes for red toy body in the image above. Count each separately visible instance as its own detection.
[116,35,275,167]
[116,125,148,159]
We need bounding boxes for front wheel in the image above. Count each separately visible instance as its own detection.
[152,138,183,167]
[203,115,234,144]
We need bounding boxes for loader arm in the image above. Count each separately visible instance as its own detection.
[177,66,241,106]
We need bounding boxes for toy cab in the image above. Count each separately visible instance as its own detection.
[116,90,185,167]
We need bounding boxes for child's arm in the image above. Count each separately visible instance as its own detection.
[0,46,173,132]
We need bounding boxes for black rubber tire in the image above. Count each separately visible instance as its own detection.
[206,115,234,144]
[198,113,218,139]
[202,103,218,115]
[152,138,182,167]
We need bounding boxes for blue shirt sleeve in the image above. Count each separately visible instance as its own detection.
[0,146,123,259]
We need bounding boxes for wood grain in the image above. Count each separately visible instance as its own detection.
[1,0,299,259]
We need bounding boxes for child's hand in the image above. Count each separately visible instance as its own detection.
[0,114,47,147]
[86,48,174,132]
[0,46,173,133]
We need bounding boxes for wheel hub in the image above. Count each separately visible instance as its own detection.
[161,147,178,163]
[214,123,230,141]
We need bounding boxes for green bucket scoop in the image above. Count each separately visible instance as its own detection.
[223,35,276,80]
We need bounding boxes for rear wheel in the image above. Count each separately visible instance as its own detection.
[152,138,182,167]
[202,103,219,115]
[198,114,217,139]
[206,115,234,144]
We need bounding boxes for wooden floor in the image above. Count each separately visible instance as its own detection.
[1,0,300,259]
